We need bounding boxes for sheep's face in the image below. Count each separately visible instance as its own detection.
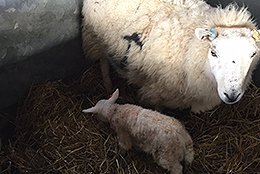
[196,28,260,104]
[82,89,119,120]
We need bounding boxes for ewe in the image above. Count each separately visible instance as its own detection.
[82,0,260,112]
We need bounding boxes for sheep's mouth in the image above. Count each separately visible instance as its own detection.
[219,89,243,104]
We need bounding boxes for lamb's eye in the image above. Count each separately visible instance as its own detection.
[211,50,217,57]
[251,52,257,58]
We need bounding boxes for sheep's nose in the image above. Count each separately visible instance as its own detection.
[224,92,241,103]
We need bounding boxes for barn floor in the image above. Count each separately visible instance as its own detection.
[1,64,260,174]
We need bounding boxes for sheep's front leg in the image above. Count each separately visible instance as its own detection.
[100,57,112,93]
[116,128,132,156]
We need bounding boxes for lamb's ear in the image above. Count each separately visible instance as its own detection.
[252,29,260,42]
[195,28,216,42]
[108,89,119,104]
[82,107,98,113]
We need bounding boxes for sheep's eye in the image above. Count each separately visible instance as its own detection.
[251,52,257,58]
[211,50,217,57]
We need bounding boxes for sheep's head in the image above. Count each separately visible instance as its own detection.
[82,89,119,121]
[195,27,260,104]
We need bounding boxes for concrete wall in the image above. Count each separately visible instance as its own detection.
[0,0,88,111]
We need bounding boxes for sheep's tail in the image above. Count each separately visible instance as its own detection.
[82,25,112,92]
[81,24,106,61]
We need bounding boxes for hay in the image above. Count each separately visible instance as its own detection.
[186,86,260,173]
[1,64,260,174]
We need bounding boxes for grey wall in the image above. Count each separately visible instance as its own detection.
[0,0,88,112]
[0,0,82,65]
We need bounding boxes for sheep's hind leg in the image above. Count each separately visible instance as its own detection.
[169,162,183,174]
[100,57,113,93]
[156,151,183,174]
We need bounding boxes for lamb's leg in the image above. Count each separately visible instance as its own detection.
[155,150,183,174]
[116,129,132,156]
[100,57,112,93]
[169,162,183,174]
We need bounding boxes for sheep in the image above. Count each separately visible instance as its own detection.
[81,0,260,113]
[82,89,194,174]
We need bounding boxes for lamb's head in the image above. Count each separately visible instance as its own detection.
[82,89,119,121]
[195,27,260,104]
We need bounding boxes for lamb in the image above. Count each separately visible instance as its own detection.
[81,0,260,113]
[82,89,194,174]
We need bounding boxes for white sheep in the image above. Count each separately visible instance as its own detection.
[82,89,194,174]
[81,0,260,113]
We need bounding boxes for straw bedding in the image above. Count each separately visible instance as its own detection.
[1,64,260,174]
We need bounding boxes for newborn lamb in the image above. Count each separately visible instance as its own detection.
[82,89,194,174]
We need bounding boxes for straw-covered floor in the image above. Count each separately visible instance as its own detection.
[1,64,260,174]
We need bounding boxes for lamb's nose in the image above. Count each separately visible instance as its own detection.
[224,92,241,103]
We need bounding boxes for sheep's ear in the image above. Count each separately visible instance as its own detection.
[82,107,97,113]
[195,28,216,42]
[252,29,260,42]
[108,89,119,104]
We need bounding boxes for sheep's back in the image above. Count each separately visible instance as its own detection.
[81,0,206,64]
[110,104,189,152]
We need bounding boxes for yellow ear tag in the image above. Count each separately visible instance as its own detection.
[253,29,259,40]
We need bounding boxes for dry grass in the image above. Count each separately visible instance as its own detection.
[1,64,260,174]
